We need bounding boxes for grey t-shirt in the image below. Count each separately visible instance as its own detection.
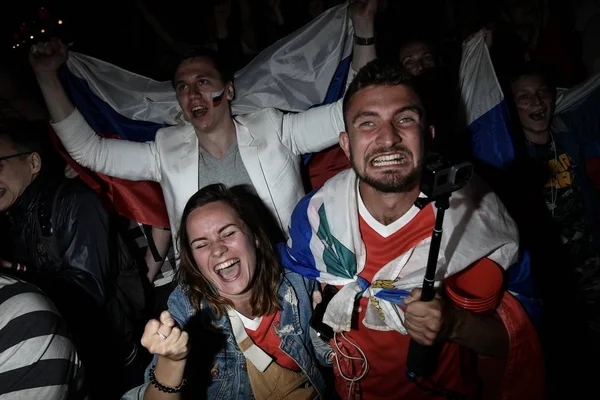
[198,142,255,193]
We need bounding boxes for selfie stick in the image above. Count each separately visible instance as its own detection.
[406,193,451,379]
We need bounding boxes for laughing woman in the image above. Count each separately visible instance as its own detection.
[122,184,330,400]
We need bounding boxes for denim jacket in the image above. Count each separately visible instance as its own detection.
[121,270,330,399]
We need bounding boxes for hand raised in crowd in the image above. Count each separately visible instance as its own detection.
[141,311,189,362]
[464,27,493,49]
[348,0,378,37]
[403,288,455,346]
[214,0,232,34]
[29,37,69,76]
[267,0,285,25]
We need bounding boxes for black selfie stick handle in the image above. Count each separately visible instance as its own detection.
[406,195,450,379]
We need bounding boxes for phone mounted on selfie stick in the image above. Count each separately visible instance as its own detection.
[406,154,473,385]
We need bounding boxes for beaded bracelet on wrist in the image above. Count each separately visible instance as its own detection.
[149,365,186,394]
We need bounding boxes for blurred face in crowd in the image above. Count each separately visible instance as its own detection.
[340,84,433,193]
[0,136,41,212]
[398,41,436,77]
[510,74,554,144]
[186,201,258,299]
[174,56,234,134]
[506,0,540,28]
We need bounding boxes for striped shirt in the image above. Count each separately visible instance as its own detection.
[124,220,177,287]
[0,275,87,400]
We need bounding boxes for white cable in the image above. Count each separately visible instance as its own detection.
[332,332,369,400]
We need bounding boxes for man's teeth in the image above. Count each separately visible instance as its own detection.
[529,109,546,121]
[192,106,207,117]
[372,154,406,166]
[215,259,240,272]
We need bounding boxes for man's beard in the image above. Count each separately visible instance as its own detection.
[350,144,422,193]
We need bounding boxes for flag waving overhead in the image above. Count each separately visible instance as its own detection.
[63,3,353,119]
[63,52,182,126]
[57,2,354,227]
[232,3,353,115]
[58,65,171,228]
[459,30,517,169]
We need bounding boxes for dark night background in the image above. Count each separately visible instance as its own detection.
[0,0,588,121]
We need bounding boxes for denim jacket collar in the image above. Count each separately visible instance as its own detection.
[186,273,304,337]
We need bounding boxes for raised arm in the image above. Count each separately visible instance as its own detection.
[30,38,161,182]
[349,0,378,73]
[141,311,189,400]
[279,0,377,155]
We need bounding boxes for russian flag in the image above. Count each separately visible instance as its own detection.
[56,53,175,228]
[459,30,517,169]
[53,3,354,227]
[231,3,353,115]
[459,30,543,326]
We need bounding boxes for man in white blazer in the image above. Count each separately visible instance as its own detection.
[29,1,378,285]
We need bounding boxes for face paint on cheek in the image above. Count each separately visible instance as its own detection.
[212,88,225,108]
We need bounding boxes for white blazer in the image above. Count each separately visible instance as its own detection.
[51,100,345,271]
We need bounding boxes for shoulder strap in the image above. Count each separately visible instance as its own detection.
[227,308,273,372]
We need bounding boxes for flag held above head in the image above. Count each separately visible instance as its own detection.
[55,2,355,227]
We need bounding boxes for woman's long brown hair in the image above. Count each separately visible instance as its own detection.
[177,184,282,318]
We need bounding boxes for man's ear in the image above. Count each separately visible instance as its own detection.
[339,132,351,160]
[30,152,42,175]
[226,82,235,101]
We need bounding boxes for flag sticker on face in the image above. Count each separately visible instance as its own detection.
[212,88,225,107]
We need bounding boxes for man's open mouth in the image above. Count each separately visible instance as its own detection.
[371,153,407,167]
[192,105,208,117]
[529,109,547,122]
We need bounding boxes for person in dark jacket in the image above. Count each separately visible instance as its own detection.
[0,119,147,399]
[508,64,600,302]
[506,62,600,397]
